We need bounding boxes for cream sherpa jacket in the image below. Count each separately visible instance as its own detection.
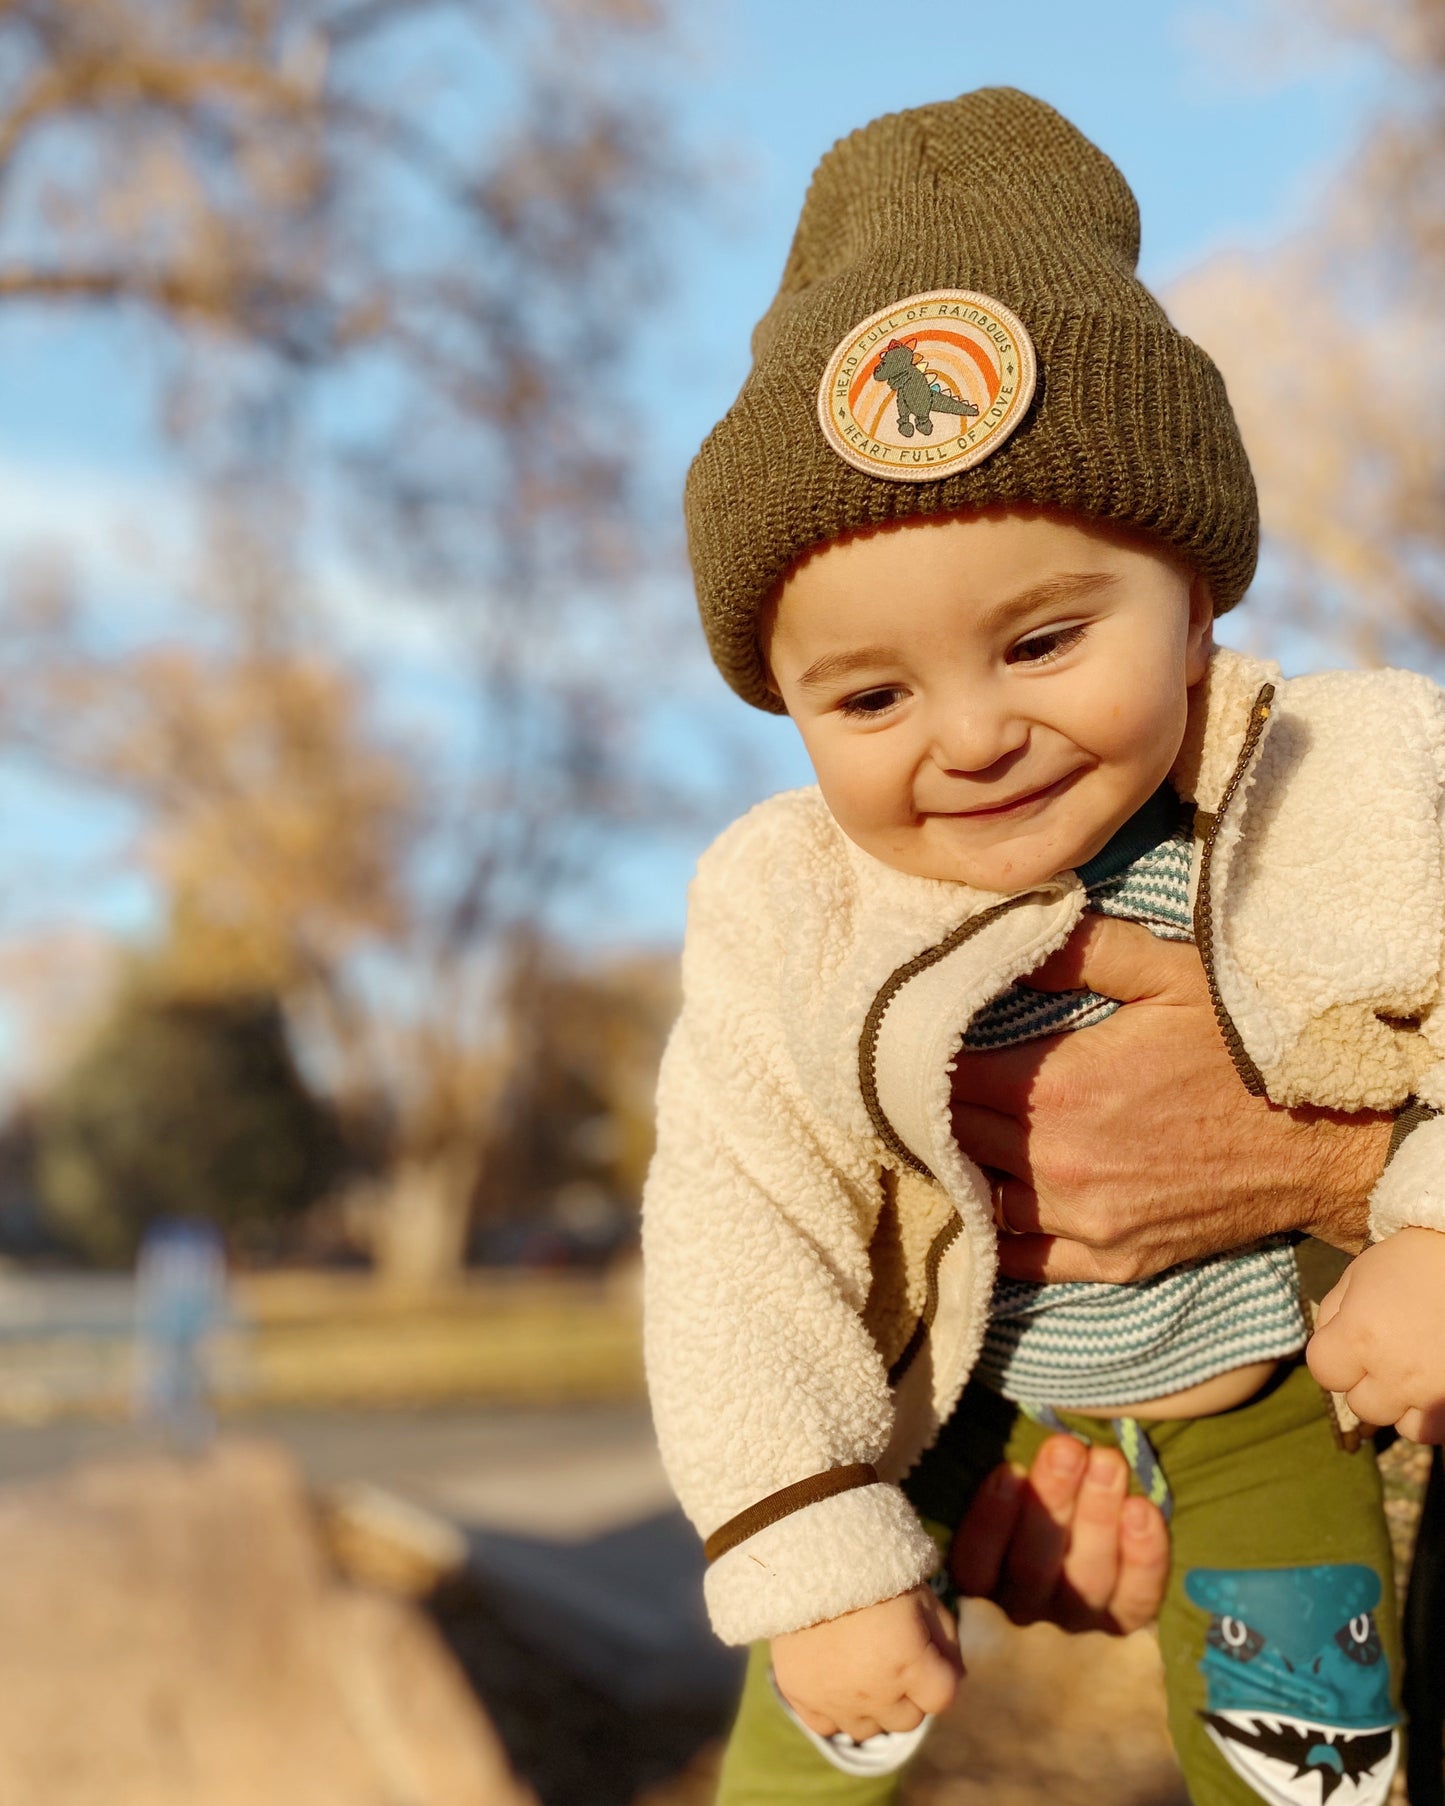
[642,649,1445,1647]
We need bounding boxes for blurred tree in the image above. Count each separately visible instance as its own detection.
[1169,0,1445,668]
[472,946,678,1238]
[36,980,341,1266]
[0,0,711,1284]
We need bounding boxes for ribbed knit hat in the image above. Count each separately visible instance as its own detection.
[686,88,1258,712]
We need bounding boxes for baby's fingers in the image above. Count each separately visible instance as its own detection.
[1340,1374,1402,1433]
[933,1608,961,1662]
[1305,1315,1368,1395]
[1312,1272,1348,1332]
[919,1585,963,1662]
[785,1696,842,1739]
[1396,1403,1445,1443]
[904,1638,960,1719]
[877,1699,927,1734]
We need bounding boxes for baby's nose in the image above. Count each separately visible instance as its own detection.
[929,704,1029,775]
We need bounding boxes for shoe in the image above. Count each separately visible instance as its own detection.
[768,1669,933,1777]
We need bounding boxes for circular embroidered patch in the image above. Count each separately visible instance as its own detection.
[817,289,1036,482]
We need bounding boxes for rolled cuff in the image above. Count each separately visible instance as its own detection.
[702,1479,940,1646]
[1368,1109,1445,1240]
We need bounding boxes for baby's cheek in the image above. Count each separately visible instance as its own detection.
[1102,684,1188,768]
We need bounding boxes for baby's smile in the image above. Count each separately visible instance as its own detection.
[765,509,1213,893]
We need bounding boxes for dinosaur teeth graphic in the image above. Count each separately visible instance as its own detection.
[1202,1711,1397,1806]
[1186,1563,1398,1805]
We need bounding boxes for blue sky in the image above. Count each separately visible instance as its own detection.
[0,0,1393,1008]
[570,0,1390,941]
[667,0,1384,464]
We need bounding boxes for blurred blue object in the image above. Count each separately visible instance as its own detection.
[133,1218,230,1450]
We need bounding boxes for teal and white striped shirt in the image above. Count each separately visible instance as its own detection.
[967,785,1307,1407]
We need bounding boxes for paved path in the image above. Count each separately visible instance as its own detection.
[0,1401,669,1531]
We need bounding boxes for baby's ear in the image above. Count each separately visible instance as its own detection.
[1185,574,1215,684]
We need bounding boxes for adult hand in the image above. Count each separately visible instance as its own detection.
[952,1436,1169,1633]
[951,917,1393,1284]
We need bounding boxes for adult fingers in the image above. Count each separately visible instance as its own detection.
[1027,1445,1169,1636]
[1027,916,1208,1006]
[1104,1496,1171,1632]
[1017,1432,1089,1515]
[996,1458,1078,1624]
[949,1041,1052,1116]
[950,1102,1031,1179]
[950,1463,1026,1599]
[990,1172,1043,1237]
[995,1232,1135,1284]
[994,1232,1069,1281]
[1052,1446,1129,1621]
[996,1227,1188,1283]
[1019,916,1158,996]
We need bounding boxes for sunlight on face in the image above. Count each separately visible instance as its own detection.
[765,510,1214,893]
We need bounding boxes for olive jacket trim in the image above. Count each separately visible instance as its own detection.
[642,648,1445,1646]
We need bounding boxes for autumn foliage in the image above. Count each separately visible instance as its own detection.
[0,0,694,1280]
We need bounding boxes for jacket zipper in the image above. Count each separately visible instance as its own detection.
[858,891,1041,1180]
[859,897,1041,1389]
[1192,682,1276,1098]
[865,686,1276,1393]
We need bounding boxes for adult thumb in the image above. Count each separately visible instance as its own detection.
[1022,915,1207,1005]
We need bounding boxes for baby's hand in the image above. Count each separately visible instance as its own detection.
[1307,1227,1445,1441]
[769,1584,961,1744]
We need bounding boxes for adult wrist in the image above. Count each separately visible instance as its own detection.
[1297,1110,1393,1254]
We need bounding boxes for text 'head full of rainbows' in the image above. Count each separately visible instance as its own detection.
[817,289,1037,483]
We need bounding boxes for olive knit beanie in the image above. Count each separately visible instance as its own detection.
[685,87,1258,712]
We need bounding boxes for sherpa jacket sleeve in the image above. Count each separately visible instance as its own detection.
[642,808,941,1647]
[1365,673,1445,1242]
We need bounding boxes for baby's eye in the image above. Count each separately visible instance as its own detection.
[1007,624,1086,666]
[838,686,906,719]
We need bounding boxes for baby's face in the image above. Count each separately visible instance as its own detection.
[766,510,1213,892]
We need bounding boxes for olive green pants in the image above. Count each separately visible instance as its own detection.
[716,1362,1400,1805]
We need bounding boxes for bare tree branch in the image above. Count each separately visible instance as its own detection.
[0,0,710,1284]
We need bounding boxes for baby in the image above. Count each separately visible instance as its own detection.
[644,88,1445,1806]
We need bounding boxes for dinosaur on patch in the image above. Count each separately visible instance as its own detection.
[872,339,980,437]
[1185,1564,1398,1806]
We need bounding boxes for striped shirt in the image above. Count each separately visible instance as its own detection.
[966,785,1307,1407]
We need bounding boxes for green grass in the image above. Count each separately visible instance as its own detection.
[0,1269,646,1421]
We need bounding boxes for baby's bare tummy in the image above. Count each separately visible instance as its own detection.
[1058,1358,1282,1421]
